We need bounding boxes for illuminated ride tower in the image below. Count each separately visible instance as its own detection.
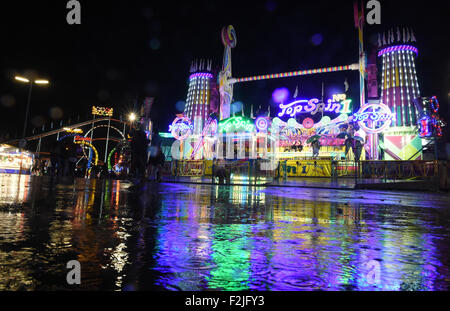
[377,27,423,160]
[184,59,214,135]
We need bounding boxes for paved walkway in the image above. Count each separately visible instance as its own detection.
[161,176,359,190]
[159,176,444,191]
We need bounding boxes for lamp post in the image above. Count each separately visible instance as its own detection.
[128,113,136,132]
[14,76,49,139]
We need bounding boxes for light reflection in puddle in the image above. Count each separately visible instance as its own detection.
[0,174,449,291]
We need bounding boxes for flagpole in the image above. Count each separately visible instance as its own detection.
[354,1,374,160]
[358,12,365,108]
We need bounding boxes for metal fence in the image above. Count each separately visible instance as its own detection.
[172,160,204,177]
[171,159,276,185]
[358,160,439,181]
[168,159,448,189]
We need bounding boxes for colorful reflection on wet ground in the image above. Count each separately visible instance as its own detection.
[0,174,449,291]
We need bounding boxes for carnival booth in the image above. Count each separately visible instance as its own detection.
[0,144,34,174]
[167,92,371,180]
[272,93,368,177]
[169,114,278,184]
[167,24,446,182]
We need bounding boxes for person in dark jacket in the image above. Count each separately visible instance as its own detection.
[129,124,150,179]
[148,127,165,181]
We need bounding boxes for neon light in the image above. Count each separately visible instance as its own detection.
[107,147,117,171]
[233,64,357,83]
[191,116,218,159]
[74,136,92,142]
[74,140,98,169]
[189,72,214,80]
[63,127,83,134]
[218,116,255,133]
[378,45,419,57]
[169,116,193,140]
[340,99,353,114]
[255,117,269,132]
[418,117,432,138]
[272,88,290,103]
[354,103,396,134]
[302,118,314,129]
[278,96,351,118]
[92,106,113,117]
[430,96,439,113]
[159,132,174,138]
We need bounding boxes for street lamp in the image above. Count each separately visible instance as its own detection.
[14,75,50,139]
[128,113,137,122]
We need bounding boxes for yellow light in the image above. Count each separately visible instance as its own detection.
[64,127,83,134]
[15,76,30,83]
[129,113,136,122]
[34,80,49,85]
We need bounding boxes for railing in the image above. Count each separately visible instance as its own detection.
[275,159,444,182]
[275,159,358,178]
[169,159,449,189]
[171,159,276,185]
[358,160,439,181]
[172,160,205,177]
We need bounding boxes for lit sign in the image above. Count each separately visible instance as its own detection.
[377,45,419,57]
[159,132,174,138]
[278,95,352,118]
[63,127,83,134]
[418,117,432,138]
[255,117,270,132]
[74,136,92,142]
[328,94,352,114]
[92,106,113,117]
[218,116,255,133]
[302,118,314,129]
[169,116,193,140]
[354,103,396,134]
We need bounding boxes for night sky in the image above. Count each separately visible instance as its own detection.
[0,0,449,140]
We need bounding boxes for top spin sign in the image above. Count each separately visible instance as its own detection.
[278,94,352,118]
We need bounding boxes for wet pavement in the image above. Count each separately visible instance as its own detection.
[0,173,449,291]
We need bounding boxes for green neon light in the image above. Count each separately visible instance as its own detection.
[218,116,255,133]
[159,132,174,138]
[340,99,352,114]
[107,147,117,171]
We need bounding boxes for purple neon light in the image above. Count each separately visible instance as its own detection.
[189,72,214,80]
[378,45,419,57]
[272,88,290,103]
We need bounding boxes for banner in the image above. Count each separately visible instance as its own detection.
[384,135,422,160]
[279,160,332,177]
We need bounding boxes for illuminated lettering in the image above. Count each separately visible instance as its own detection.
[278,95,352,118]
[354,103,395,134]
[218,116,255,133]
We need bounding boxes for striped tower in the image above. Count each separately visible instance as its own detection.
[378,27,423,160]
[378,27,420,127]
[184,59,214,134]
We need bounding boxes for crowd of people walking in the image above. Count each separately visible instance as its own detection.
[31,123,165,182]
